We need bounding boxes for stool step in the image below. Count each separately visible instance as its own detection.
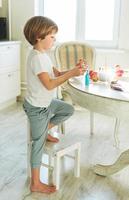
[44,134,81,155]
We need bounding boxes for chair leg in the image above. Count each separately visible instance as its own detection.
[74,144,81,177]
[90,111,94,135]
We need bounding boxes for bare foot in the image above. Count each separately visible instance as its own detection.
[47,134,59,143]
[30,182,56,193]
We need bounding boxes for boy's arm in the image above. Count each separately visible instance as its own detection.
[53,67,68,77]
[53,58,87,77]
[38,67,86,90]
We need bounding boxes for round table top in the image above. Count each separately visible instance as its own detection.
[68,77,129,103]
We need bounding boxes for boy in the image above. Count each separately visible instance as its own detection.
[23,16,86,193]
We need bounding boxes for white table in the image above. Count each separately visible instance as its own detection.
[67,77,129,146]
[67,77,129,175]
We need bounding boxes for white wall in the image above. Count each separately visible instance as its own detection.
[10,0,36,84]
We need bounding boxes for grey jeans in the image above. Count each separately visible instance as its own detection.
[23,98,74,168]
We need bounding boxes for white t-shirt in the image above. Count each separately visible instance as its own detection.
[25,49,56,107]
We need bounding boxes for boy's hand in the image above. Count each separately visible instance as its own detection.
[76,59,88,69]
[53,67,61,77]
[71,66,86,76]
[72,58,87,76]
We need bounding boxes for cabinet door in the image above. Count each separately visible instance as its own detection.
[0,70,20,103]
[0,44,20,69]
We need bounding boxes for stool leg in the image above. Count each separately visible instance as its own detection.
[27,120,31,179]
[53,155,60,190]
[48,153,53,167]
[48,154,53,184]
[74,145,81,177]
[27,142,31,178]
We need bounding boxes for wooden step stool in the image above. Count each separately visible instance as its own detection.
[43,138,81,190]
[27,120,81,190]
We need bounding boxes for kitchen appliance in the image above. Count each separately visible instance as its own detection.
[0,17,7,40]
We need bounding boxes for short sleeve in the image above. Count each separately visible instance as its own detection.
[31,53,52,75]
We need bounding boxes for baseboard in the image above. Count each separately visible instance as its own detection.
[0,98,17,110]
[18,81,27,102]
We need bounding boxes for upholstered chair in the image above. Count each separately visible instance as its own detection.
[54,41,96,134]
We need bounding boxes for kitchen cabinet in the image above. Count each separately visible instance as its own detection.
[0,41,21,105]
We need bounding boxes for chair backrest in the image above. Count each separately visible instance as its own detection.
[54,41,96,71]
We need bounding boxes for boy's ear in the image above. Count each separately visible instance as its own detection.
[36,38,41,42]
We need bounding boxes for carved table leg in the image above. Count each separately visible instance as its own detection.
[114,117,120,148]
[93,149,129,176]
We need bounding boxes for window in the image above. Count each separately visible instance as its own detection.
[84,0,121,47]
[39,0,121,48]
[86,0,115,40]
[43,0,76,42]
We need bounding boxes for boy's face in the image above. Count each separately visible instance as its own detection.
[39,31,56,50]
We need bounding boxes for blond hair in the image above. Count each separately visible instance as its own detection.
[23,16,58,45]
